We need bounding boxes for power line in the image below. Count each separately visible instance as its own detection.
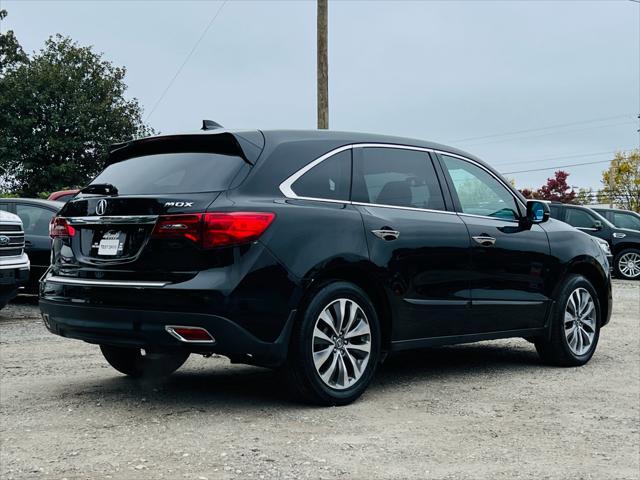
[144,0,228,122]
[491,148,633,168]
[502,159,614,175]
[447,114,635,144]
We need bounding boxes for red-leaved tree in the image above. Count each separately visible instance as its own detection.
[519,170,576,203]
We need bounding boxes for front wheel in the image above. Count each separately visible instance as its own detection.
[100,345,189,378]
[285,281,381,406]
[614,248,640,280]
[535,274,600,367]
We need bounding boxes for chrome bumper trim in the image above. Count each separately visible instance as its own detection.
[45,276,169,288]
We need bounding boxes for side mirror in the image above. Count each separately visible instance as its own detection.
[525,200,550,225]
[593,220,603,231]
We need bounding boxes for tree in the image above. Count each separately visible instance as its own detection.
[0,9,28,76]
[575,187,594,205]
[0,31,153,196]
[601,150,640,212]
[518,170,576,203]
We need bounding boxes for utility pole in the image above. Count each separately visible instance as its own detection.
[317,0,329,129]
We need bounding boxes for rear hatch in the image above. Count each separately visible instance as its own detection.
[51,132,263,282]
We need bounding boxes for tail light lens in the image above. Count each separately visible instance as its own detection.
[152,212,275,248]
[49,217,76,238]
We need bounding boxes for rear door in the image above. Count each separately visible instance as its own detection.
[352,146,472,343]
[437,153,552,333]
[14,203,57,273]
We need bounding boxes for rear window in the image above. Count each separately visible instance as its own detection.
[91,153,245,195]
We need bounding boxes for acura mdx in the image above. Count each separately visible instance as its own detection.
[39,128,613,405]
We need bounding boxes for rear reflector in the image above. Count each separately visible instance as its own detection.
[49,217,76,238]
[152,212,275,248]
[165,325,215,343]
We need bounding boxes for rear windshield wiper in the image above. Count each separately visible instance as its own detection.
[80,183,119,196]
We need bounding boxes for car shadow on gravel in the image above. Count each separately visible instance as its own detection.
[51,341,542,409]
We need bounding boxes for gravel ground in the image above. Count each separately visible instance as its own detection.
[1,281,639,480]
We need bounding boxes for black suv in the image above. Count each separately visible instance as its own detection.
[40,129,612,405]
[549,203,640,280]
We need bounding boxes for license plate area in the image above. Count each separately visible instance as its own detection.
[95,231,126,256]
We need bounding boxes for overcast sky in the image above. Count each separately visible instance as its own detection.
[2,0,639,190]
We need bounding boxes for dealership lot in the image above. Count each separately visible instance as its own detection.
[1,280,638,480]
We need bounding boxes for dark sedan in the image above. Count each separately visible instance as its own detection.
[0,198,63,292]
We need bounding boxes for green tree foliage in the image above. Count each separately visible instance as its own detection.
[0,22,153,196]
[601,150,640,212]
[0,9,28,76]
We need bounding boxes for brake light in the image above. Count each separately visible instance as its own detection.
[152,212,275,248]
[49,217,76,238]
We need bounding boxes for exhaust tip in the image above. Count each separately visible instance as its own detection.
[165,325,215,344]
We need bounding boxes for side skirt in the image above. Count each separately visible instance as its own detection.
[389,327,548,352]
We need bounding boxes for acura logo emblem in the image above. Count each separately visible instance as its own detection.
[95,199,107,216]
[0,235,10,246]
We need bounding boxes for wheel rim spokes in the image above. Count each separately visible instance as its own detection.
[619,253,640,278]
[312,298,371,390]
[564,287,596,356]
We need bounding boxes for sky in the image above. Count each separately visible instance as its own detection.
[2,0,639,191]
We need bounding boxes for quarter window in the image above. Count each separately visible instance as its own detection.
[352,147,445,210]
[290,149,351,201]
[441,155,520,220]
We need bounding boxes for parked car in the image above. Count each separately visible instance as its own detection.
[0,198,64,292]
[39,128,612,405]
[549,203,640,280]
[591,207,640,232]
[0,210,30,310]
[48,189,79,203]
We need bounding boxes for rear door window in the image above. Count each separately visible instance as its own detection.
[290,149,351,201]
[90,153,246,195]
[352,147,445,211]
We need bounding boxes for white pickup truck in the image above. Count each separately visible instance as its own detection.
[0,210,30,310]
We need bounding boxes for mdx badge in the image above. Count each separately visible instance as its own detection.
[95,199,107,216]
[164,201,194,208]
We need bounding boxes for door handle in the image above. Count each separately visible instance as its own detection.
[472,235,496,246]
[372,229,400,241]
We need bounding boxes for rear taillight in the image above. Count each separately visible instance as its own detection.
[152,212,275,248]
[49,217,76,238]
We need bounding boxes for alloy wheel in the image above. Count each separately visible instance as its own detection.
[618,252,640,279]
[564,288,597,356]
[312,298,372,390]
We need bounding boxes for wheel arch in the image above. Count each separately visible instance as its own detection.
[562,258,611,326]
[298,262,393,358]
[612,242,640,257]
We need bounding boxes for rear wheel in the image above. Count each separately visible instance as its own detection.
[285,281,381,406]
[615,248,640,280]
[535,275,600,366]
[100,345,189,378]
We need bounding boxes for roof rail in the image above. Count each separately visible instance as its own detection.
[202,120,223,131]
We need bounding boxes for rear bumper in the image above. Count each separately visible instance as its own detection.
[39,300,295,367]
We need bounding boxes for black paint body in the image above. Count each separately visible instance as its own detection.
[39,130,612,367]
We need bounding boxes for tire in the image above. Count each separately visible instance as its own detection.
[614,248,640,280]
[285,281,381,406]
[100,345,189,378]
[535,274,601,367]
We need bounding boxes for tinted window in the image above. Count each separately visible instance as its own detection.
[291,149,351,201]
[0,203,9,212]
[91,153,245,195]
[352,148,445,210]
[441,155,519,220]
[565,208,598,229]
[549,205,562,219]
[613,212,640,230]
[16,204,55,236]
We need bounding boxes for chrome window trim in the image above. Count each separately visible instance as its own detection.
[45,276,169,288]
[278,142,526,214]
[66,215,159,225]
